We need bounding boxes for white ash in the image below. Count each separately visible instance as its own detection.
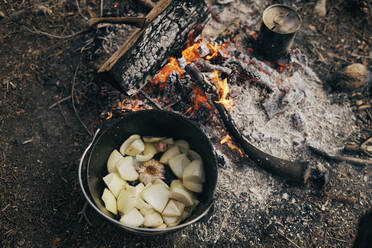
[227,52,359,160]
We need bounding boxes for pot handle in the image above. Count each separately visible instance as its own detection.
[78,128,101,201]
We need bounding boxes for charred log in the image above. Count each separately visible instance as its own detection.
[185,64,327,187]
[99,0,210,95]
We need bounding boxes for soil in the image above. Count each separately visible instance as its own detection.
[0,0,371,247]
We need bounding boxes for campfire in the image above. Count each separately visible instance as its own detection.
[84,0,370,245]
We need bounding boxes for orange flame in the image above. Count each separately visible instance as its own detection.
[277,62,291,73]
[213,70,233,110]
[182,43,201,64]
[220,135,244,158]
[151,57,183,85]
[185,87,211,116]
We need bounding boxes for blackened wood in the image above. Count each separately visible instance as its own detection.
[88,17,147,28]
[99,0,209,95]
[185,64,322,186]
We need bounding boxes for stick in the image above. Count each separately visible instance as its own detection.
[26,26,90,39]
[71,64,93,137]
[309,146,372,166]
[88,17,147,28]
[138,90,162,110]
[100,0,103,17]
[185,64,317,186]
[48,95,72,109]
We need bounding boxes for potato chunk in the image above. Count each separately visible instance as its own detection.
[120,208,144,227]
[141,183,169,213]
[101,188,117,215]
[103,172,126,198]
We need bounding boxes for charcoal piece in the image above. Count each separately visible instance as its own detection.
[100,0,209,95]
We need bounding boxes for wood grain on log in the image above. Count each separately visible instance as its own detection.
[99,0,209,95]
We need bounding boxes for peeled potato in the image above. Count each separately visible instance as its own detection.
[116,156,139,181]
[141,183,169,213]
[136,142,157,162]
[117,187,138,215]
[101,188,118,215]
[135,183,145,196]
[153,179,170,190]
[160,145,180,164]
[155,223,167,229]
[169,153,190,178]
[125,139,145,156]
[183,179,203,193]
[143,136,165,142]
[103,172,126,198]
[187,150,202,161]
[136,198,152,215]
[120,208,144,227]
[107,149,123,173]
[183,159,205,183]
[174,140,190,153]
[119,134,140,155]
[144,211,163,227]
[163,215,181,227]
[162,199,185,217]
[169,180,195,207]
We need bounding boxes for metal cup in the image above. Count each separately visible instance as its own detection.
[256,4,302,60]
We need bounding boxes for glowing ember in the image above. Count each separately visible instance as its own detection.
[105,111,113,120]
[185,87,211,115]
[150,57,183,85]
[213,70,233,110]
[220,135,244,158]
[277,62,291,73]
[182,43,201,64]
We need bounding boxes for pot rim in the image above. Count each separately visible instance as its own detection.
[78,110,217,233]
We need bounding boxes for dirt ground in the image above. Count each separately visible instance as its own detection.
[0,0,371,247]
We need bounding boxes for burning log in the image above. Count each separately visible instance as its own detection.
[185,64,327,187]
[98,0,210,95]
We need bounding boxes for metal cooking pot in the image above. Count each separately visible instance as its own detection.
[78,110,218,235]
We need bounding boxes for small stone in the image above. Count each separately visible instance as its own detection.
[282,193,289,200]
[329,63,370,92]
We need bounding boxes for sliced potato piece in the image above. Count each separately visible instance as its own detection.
[159,145,180,164]
[120,208,144,227]
[162,138,174,144]
[107,149,123,173]
[136,142,157,162]
[139,204,155,216]
[141,183,169,213]
[135,183,145,196]
[183,159,205,183]
[163,215,181,227]
[125,139,145,156]
[153,179,170,190]
[183,179,203,193]
[136,198,152,213]
[169,153,190,178]
[101,188,118,215]
[162,199,185,217]
[155,223,167,229]
[174,140,190,153]
[116,156,139,181]
[103,172,126,198]
[119,134,140,155]
[144,211,163,227]
[169,180,195,207]
[187,150,202,161]
[143,136,165,143]
[117,187,138,215]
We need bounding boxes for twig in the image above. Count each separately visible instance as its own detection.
[327,236,348,243]
[138,90,162,110]
[57,102,71,128]
[25,26,90,39]
[76,0,88,21]
[71,64,93,136]
[78,201,92,226]
[309,146,372,166]
[276,228,301,248]
[325,192,356,204]
[100,0,103,17]
[48,95,72,109]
